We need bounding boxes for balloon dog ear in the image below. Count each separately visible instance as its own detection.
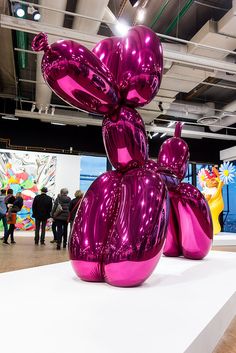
[32,33,119,116]
[93,25,163,108]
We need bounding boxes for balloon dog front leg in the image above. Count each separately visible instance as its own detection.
[69,171,121,282]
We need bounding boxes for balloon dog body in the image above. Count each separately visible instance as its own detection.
[32,26,212,287]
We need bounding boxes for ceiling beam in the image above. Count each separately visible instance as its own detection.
[1,15,236,74]
[0,14,105,45]
[14,110,236,141]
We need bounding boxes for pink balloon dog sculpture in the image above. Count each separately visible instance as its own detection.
[32,26,212,287]
[156,123,213,259]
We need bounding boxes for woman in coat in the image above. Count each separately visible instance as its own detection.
[52,188,71,250]
[3,192,23,244]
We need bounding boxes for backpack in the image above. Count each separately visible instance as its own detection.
[53,201,63,218]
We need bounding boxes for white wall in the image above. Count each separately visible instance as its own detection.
[55,154,80,198]
[220,146,236,161]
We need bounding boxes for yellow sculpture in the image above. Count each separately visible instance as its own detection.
[198,163,235,235]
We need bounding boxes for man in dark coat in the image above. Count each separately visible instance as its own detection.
[32,187,52,245]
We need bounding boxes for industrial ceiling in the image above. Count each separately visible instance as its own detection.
[0,0,236,144]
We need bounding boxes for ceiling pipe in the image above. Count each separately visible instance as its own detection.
[209,101,236,132]
[165,0,194,35]
[150,0,171,28]
[194,1,229,12]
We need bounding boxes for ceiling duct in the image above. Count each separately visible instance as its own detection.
[188,20,236,60]
[170,101,215,115]
[73,0,109,34]
[209,101,236,132]
[197,116,221,125]
[35,0,67,110]
[164,101,215,122]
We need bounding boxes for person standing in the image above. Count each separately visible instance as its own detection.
[0,189,8,240]
[68,190,83,229]
[32,187,52,245]
[5,189,15,207]
[3,191,23,244]
[50,220,57,244]
[1,189,16,241]
[52,188,71,250]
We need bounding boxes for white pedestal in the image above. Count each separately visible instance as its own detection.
[0,251,236,353]
[213,232,236,246]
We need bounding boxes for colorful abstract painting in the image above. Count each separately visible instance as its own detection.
[0,150,56,231]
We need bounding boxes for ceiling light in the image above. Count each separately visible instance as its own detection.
[152,132,159,137]
[13,3,25,18]
[129,0,141,7]
[116,21,129,36]
[167,121,175,127]
[137,8,145,22]
[27,6,41,21]
[33,10,40,21]
[2,115,19,121]
[51,122,66,126]
[160,133,167,138]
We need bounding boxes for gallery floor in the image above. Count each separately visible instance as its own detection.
[0,232,68,273]
[0,232,236,353]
